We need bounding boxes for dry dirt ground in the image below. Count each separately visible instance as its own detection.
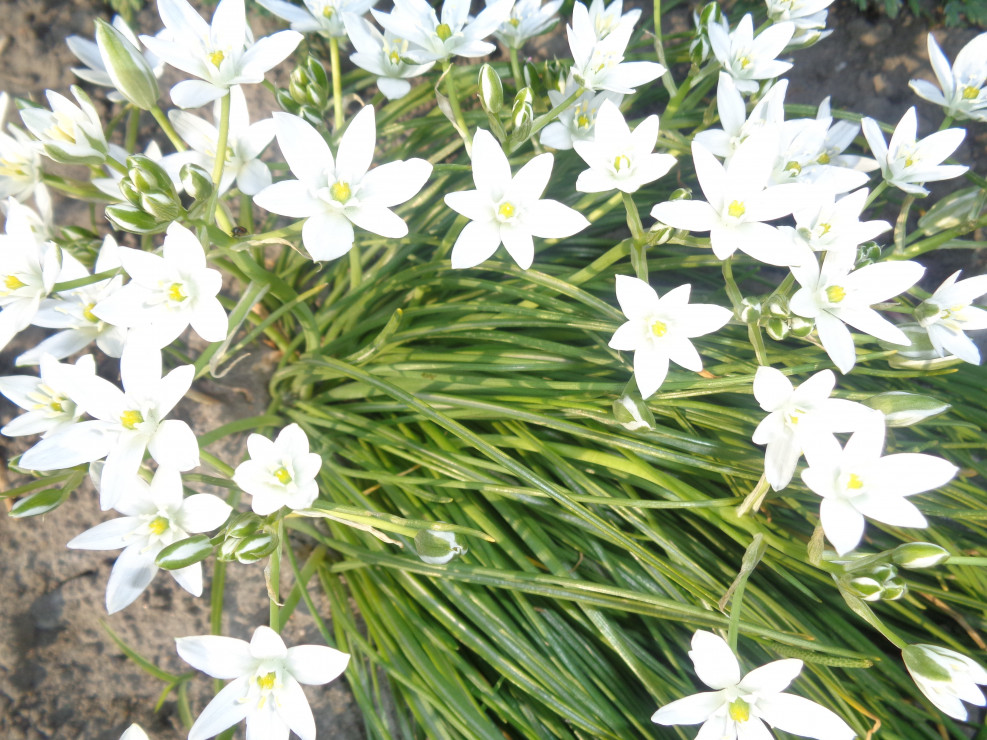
[0,1,985,739]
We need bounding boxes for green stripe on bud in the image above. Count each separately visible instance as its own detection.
[155,535,214,570]
[95,19,159,110]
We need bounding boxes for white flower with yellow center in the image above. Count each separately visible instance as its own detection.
[255,106,432,261]
[694,74,788,159]
[915,270,987,364]
[801,415,957,555]
[343,14,436,100]
[0,354,95,438]
[93,222,228,348]
[753,366,876,491]
[491,0,562,49]
[18,343,200,510]
[909,32,987,123]
[861,107,967,196]
[709,13,795,95]
[584,0,640,41]
[652,630,856,740]
[785,188,891,259]
[444,128,589,270]
[233,423,323,516]
[0,92,43,203]
[903,644,987,720]
[177,625,350,740]
[539,80,622,151]
[789,253,924,374]
[258,0,377,39]
[608,275,732,399]
[67,466,231,613]
[140,0,302,108]
[19,86,108,165]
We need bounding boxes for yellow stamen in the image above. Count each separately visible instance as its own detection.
[962,85,980,100]
[274,466,292,485]
[168,282,187,303]
[388,50,401,65]
[818,223,832,236]
[5,274,26,290]
[120,409,144,430]
[148,516,169,535]
[0,158,25,177]
[509,17,520,27]
[816,151,831,165]
[49,400,64,412]
[904,157,915,167]
[784,160,801,175]
[728,697,751,722]
[257,671,277,690]
[728,200,746,218]
[82,302,99,323]
[738,56,752,69]
[576,114,591,129]
[435,23,452,41]
[651,320,668,337]
[826,285,846,303]
[613,154,631,172]
[209,50,225,68]
[847,473,864,489]
[322,5,334,18]
[330,181,351,203]
[498,202,515,220]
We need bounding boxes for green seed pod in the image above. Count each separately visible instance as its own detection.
[739,297,762,323]
[765,317,789,341]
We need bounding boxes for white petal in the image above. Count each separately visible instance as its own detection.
[105,545,158,613]
[170,563,203,596]
[360,159,432,207]
[336,105,376,183]
[753,366,793,412]
[187,677,251,740]
[177,493,233,533]
[738,659,802,694]
[874,453,957,497]
[764,432,801,491]
[273,112,333,186]
[651,691,725,725]
[689,630,741,690]
[286,645,351,685]
[253,180,323,218]
[471,129,511,201]
[277,676,317,740]
[758,693,856,740]
[816,311,856,374]
[451,219,502,269]
[634,348,669,399]
[819,497,866,555]
[523,199,590,239]
[177,635,254,678]
[650,200,716,233]
[67,517,139,550]
[500,224,535,269]
[302,211,355,261]
[250,625,288,660]
[171,79,226,109]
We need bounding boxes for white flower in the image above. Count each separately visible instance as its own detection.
[538,80,622,150]
[652,630,856,740]
[0,354,95,438]
[814,97,878,173]
[18,234,128,365]
[233,423,323,515]
[784,188,891,259]
[255,106,432,261]
[0,198,62,352]
[18,343,200,510]
[789,254,924,374]
[801,414,957,555]
[343,14,435,101]
[752,366,876,491]
[373,0,514,64]
[164,86,275,195]
[694,74,787,159]
[141,0,302,108]
[902,644,987,720]
[916,270,987,364]
[909,32,987,122]
[567,1,665,93]
[444,128,589,270]
[177,625,350,740]
[709,14,795,95]
[861,107,967,196]
[93,222,228,348]
[19,86,108,165]
[492,0,562,49]
[650,135,813,267]
[573,100,676,194]
[0,93,44,203]
[608,275,732,399]
[66,15,165,104]
[769,116,869,193]
[119,725,150,740]
[257,0,377,39]
[584,0,641,40]
[67,466,231,613]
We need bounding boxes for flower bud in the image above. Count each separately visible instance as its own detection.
[235,530,279,564]
[892,542,951,569]
[180,163,214,201]
[106,204,168,234]
[765,317,789,341]
[414,528,467,565]
[903,644,987,720]
[881,577,907,601]
[918,186,985,235]
[764,295,789,318]
[140,191,184,222]
[9,486,69,518]
[739,297,761,323]
[847,576,883,601]
[788,315,814,338]
[511,87,534,134]
[855,241,883,268]
[94,18,159,110]
[226,511,263,539]
[864,391,950,427]
[156,535,214,570]
[216,535,241,562]
[612,393,655,431]
[690,2,724,64]
[478,64,503,115]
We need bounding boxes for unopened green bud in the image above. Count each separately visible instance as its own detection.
[847,576,883,601]
[106,204,168,234]
[647,223,673,246]
[275,88,302,115]
[235,530,279,563]
[226,511,262,539]
[9,486,69,518]
[180,163,213,201]
[127,153,173,193]
[764,295,789,318]
[478,64,504,115]
[892,542,951,569]
[156,535,213,570]
[669,188,692,201]
[95,18,159,110]
[612,393,655,431]
[414,528,467,565]
[788,315,814,338]
[216,536,241,562]
[512,87,534,130]
[118,178,142,207]
[140,191,184,222]
[739,297,761,323]
[306,55,329,92]
[765,317,789,341]
[882,577,907,601]
[918,187,985,235]
[856,241,882,267]
[864,391,950,427]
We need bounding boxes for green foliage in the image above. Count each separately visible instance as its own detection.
[851,0,987,27]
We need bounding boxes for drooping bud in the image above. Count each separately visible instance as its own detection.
[892,542,951,569]
[612,393,655,431]
[414,528,467,565]
[847,576,883,602]
[94,18,159,110]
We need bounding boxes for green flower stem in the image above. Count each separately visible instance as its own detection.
[863,180,888,209]
[747,323,768,366]
[509,47,524,90]
[622,192,648,281]
[893,194,915,255]
[721,258,744,312]
[330,36,345,132]
[150,104,186,152]
[663,68,695,119]
[105,156,128,176]
[41,173,108,200]
[940,115,955,130]
[238,192,253,232]
[270,518,285,633]
[440,59,471,145]
[652,0,677,97]
[898,212,987,259]
[348,244,362,292]
[53,269,119,293]
[125,106,140,153]
[946,556,987,566]
[211,92,231,189]
[766,272,796,305]
[528,85,585,140]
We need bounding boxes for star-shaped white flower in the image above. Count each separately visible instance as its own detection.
[909,32,987,122]
[93,222,228,348]
[68,466,231,613]
[0,93,44,203]
[789,254,924,373]
[18,343,200,510]
[784,188,891,259]
[752,366,876,491]
[233,423,323,516]
[861,107,967,196]
[257,0,378,39]
[177,625,350,740]
[573,100,676,194]
[19,86,108,165]
[539,80,622,151]
[652,630,856,740]
[254,106,432,261]
[608,275,732,398]
[141,0,302,108]
[584,0,641,40]
[0,354,95,438]
[694,74,787,159]
[709,14,795,95]
[650,135,812,267]
[903,644,987,720]
[343,14,436,101]
[491,0,562,49]
[915,270,987,364]
[801,414,957,555]
[444,128,589,270]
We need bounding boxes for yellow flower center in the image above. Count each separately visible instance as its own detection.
[257,671,277,691]
[435,23,453,41]
[613,154,631,172]
[816,151,831,165]
[274,466,292,484]
[330,181,351,203]
[82,302,99,322]
[389,50,401,65]
[728,697,751,722]
[509,17,520,27]
[49,400,64,412]
[498,201,515,220]
[168,282,187,303]
[209,49,225,68]
[826,285,846,303]
[738,56,752,69]
[962,85,980,100]
[120,409,144,430]
[787,407,806,425]
[0,158,25,177]
[148,516,169,535]
[5,274,26,290]
[728,200,746,218]
[846,473,864,490]
[818,222,832,237]
[576,113,591,129]
[904,157,915,167]
[322,5,334,18]
[784,160,801,175]
[650,320,668,337]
